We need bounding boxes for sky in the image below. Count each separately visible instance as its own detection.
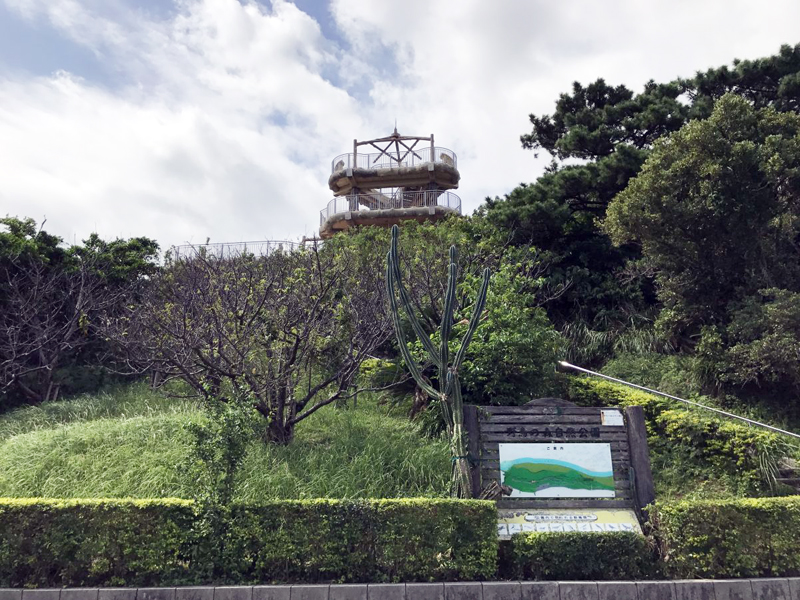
[1,0,799,250]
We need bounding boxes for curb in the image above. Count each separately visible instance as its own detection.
[0,580,798,600]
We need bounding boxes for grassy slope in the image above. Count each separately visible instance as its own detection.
[0,384,450,500]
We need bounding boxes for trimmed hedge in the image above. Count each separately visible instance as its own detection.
[3,495,800,583]
[0,498,497,586]
[0,498,195,587]
[224,499,496,583]
[651,496,800,578]
[568,377,789,493]
[504,532,658,581]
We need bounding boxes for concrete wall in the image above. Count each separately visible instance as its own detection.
[1,580,798,600]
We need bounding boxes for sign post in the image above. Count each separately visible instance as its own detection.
[463,398,655,538]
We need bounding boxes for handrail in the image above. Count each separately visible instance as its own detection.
[171,240,301,260]
[320,190,462,225]
[557,361,800,443]
[331,147,457,173]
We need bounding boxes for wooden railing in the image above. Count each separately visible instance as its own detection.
[331,147,457,173]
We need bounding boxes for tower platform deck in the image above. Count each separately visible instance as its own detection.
[329,147,459,195]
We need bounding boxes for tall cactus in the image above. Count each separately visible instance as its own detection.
[386,225,490,498]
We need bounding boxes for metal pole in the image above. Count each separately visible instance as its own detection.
[558,360,800,442]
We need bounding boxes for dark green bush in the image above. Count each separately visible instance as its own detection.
[505,532,658,580]
[0,498,195,587]
[0,498,497,586]
[651,496,800,578]
[223,499,497,583]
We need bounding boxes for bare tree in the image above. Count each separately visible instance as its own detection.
[0,256,118,403]
[105,242,391,444]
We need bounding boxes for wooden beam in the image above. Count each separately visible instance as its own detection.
[396,139,423,163]
[625,406,656,510]
[464,404,482,498]
[356,134,433,145]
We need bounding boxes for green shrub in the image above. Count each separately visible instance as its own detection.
[0,498,195,587]
[505,532,657,580]
[223,499,497,583]
[0,498,497,586]
[652,496,800,578]
[567,377,791,495]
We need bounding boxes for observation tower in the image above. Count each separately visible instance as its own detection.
[319,129,462,238]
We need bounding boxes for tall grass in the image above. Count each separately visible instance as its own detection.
[0,384,450,500]
[237,403,449,501]
[0,383,200,441]
[0,413,200,498]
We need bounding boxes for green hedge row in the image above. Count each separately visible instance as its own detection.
[568,377,789,493]
[501,496,800,580]
[0,498,194,587]
[504,532,658,580]
[2,495,799,585]
[0,498,498,586]
[222,500,497,583]
[652,496,800,578]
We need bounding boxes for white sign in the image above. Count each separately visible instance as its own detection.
[497,508,643,537]
[499,443,615,498]
[601,409,625,426]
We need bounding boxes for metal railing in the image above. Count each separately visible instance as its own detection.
[557,361,800,443]
[330,147,457,173]
[170,240,301,260]
[320,190,462,225]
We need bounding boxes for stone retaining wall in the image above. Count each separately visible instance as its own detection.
[1,580,798,600]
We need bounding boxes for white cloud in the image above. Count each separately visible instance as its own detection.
[0,0,799,249]
[0,0,367,247]
[331,0,800,212]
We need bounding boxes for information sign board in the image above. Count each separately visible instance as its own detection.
[462,400,655,537]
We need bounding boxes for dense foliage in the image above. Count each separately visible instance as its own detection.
[652,496,800,578]
[346,219,566,412]
[568,378,797,497]
[0,498,498,586]
[484,42,800,418]
[0,497,195,587]
[606,94,800,415]
[505,532,657,580]
[3,495,800,585]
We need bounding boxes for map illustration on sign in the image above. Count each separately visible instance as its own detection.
[499,443,615,498]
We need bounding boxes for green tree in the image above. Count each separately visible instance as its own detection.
[604,94,800,337]
[448,259,564,405]
[604,95,800,410]
[337,220,566,407]
[484,43,800,367]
